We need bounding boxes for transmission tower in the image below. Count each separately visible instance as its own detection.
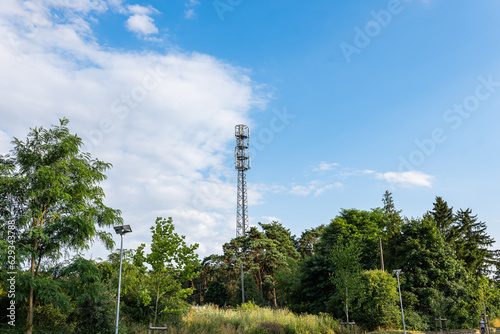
[235,124,250,237]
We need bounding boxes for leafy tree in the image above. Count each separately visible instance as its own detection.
[296,225,325,259]
[291,254,333,314]
[61,256,115,334]
[329,238,362,323]
[135,217,200,326]
[395,217,475,329]
[318,208,385,270]
[260,221,300,306]
[204,281,231,307]
[0,118,122,334]
[353,270,400,330]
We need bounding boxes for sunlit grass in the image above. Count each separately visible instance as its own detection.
[164,303,339,334]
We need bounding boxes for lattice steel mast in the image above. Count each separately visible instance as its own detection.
[235,125,250,237]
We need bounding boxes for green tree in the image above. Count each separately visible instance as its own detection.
[428,196,454,240]
[452,209,497,276]
[318,208,385,270]
[204,280,231,307]
[61,256,115,334]
[381,191,403,271]
[297,225,325,259]
[395,217,475,329]
[353,270,399,330]
[329,238,362,323]
[135,217,200,326]
[0,118,122,334]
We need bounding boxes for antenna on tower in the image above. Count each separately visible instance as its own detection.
[235,124,250,237]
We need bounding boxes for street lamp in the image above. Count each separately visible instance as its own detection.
[392,269,406,334]
[114,225,132,334]
[231,252,245,304]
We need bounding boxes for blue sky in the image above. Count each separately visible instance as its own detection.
[1,0,499,259]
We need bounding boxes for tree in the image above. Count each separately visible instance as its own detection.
[452,209,497,276]
[428,196,454,240]
[135,217,199,326]
[395,217,475,329]
[297,225,325,259]
[0,118,122,334]
[381,191,404,271]
[353,270,399,330]
[318,208,385,270]
[61,256,115,334]
[329,238,362,323]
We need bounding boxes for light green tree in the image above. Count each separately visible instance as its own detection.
[0,118,122,334]
[330,238,362,323]
[135,217,199,326]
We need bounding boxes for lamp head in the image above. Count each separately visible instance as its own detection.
[114,225,132,235]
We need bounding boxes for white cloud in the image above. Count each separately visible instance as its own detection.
[376,171,434,188]
[0,2,267,259]
[125,5,159,36]
[184,9,195,19]
[289,181,342,196]
[184,0,200,19]
[313,161,339,172]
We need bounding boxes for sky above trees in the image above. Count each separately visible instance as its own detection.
[1,0,499,259]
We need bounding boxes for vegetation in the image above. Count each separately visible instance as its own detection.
[1,119,500,333]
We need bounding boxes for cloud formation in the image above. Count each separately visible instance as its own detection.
[125,4,159,36]
[376,171,434,188]
[0,0,266,258]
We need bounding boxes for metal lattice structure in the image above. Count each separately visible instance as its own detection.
[235,124,250,237]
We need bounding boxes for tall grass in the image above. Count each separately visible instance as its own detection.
[163,303,339,334]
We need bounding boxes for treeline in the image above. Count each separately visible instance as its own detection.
[191,191,500,331]
[1,119,500,333]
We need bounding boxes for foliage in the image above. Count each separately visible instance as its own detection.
[329,238,362,323]
[296,225,325,259]
[353,270,399,331]
[134,217,200,326]
[204,281,231,307]
[394,216,476,329]
[452,209,498,276]
[0,118,122,333]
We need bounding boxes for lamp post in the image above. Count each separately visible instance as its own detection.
[114,225,132,334]
[393,269,406,334]
[232,252,245,304]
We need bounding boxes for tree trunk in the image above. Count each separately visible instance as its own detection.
[26,255,35,334]
[154,276,160,327]
[257,267,263,297]
[272,286,277,308]
[346,285,349,323]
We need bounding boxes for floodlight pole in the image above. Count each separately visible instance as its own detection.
[393,269,406,334]
[240,262,245,304]
[114,225,132,334]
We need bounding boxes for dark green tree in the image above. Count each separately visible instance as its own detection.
[381,191,404,271]
[296,225,325,259]
[204,281,231,307]
[61,256,115,334]
[0,118,122,334]
[428,196,454,240]
[395,217,475,329]
[452,209,497,276]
